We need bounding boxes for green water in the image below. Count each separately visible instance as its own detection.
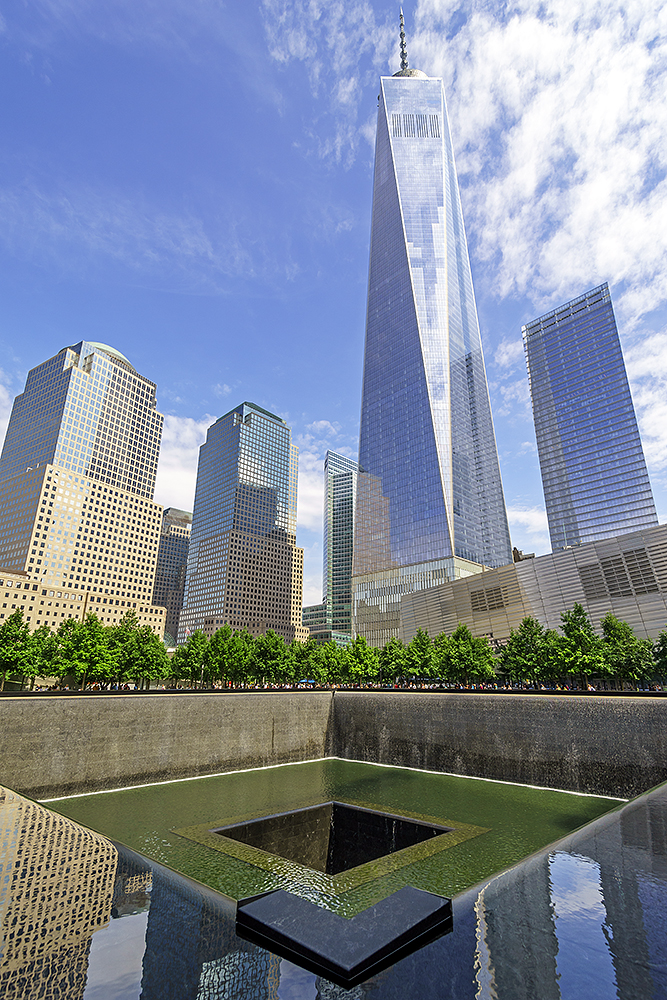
[48,759,621,915]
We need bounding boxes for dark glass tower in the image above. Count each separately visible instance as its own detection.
[523,283,658,551]
[353,18,511,644]
[178,402,307,644]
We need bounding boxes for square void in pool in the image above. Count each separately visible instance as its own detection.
[212,801,452,875]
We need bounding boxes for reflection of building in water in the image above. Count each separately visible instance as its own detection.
[475,791,667,1000]
[474,858,559,1000]
[196,952,280,1000]
[0,786,117,999]
[111,857,152,919]
[139,866,280,1000]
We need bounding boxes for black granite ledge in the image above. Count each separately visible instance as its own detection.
[236,885,453,988]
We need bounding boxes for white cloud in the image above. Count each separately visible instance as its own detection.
[306,419,340,436]
[507,504,550,554]
[494,338,524,369]
[296,442,324,531]
[414,0,667,325]
[496,376,531,418]
[153,413,214,512]
[213,383,232,397]
[260,0,396,163]
[625,331,667,471]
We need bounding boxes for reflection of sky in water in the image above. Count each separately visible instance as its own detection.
[549,852,616,999]
[637,873,667,996]
[276,960,317,1000]
[83,910,148,1000]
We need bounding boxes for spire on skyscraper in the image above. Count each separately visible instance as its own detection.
[399,9,409,72]
[393,9,427,78]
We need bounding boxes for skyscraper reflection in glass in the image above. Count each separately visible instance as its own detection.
[523,283,658,552]
[354,22,511,644]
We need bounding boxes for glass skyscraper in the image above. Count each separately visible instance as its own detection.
[303,451,359,645]
[353,20,511,644]
[523,282,658,551]
[179,402,308,643]
[152,507,192,646]
[0,341,166,634]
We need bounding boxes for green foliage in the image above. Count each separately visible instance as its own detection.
[601,613,654,686]
[8,601,664,692]
[443,624,496,685]
[559,603,607,685]
[0,610,32,691]
[172,630,209,688]
[56,613,116,689]
[499,617,557,687]
[655,629,667,678]
[343,635,380,685]
[405,629,434,680]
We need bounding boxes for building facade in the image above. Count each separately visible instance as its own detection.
[0,342,166,636]
[152,507,192,646]
[303,451,359,646]
[523,283,658,551]
[179,402,308,643]
[400,523,667,646]
[352,20,511,645]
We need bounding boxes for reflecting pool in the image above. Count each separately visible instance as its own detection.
[46,758,620,914]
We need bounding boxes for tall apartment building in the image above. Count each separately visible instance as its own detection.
[152,507,192,645]
[0,341,166,635]
[303,451,358,645]
[523,283,658,551]
[179,402,308,643]
[352,17,511,645]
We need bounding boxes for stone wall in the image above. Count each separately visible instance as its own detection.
[0,692,333,799]
[330,691,667,799]
[2,690,666,801]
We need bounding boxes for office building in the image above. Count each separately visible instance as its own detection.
[179,402,308,643]
[352,17,511,645]
[401,522,667,646]
[523,283,658,551]
[303,451,359,646]
[0,341,167,635]
[152,507,192,646]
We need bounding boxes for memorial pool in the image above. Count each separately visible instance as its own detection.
[47,758,620,914]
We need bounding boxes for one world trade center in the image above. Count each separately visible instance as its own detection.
[353,15,512,644]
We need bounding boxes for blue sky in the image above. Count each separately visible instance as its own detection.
[1,0,666,604]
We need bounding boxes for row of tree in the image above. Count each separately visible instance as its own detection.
[1,603,666,691]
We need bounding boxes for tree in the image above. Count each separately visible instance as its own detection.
[499,617,548,687]
[343,635,379,686]
[56,613,116,689]
[224,629,255,687]
[251,630,287,685]
[405,629,434,682]
[25,625,58,689]
[442,624,495,687]
[654,628,667,681]
[379,636,406,686]
[172,630,209,688]
[0,610,32,691]
[431,632,451,684]
[601,613,653,688]
[286,637,319,686]
[204,624,233,685]
[312,641,345,686]
[559,604,606,688]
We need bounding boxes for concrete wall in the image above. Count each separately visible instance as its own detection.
[0,692,333,799]
[331,692,667,800]
[2,690,666,801]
